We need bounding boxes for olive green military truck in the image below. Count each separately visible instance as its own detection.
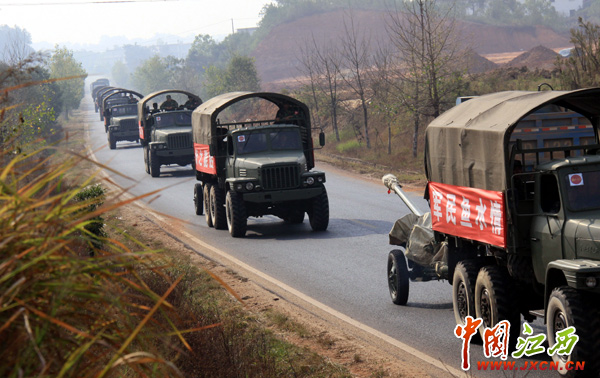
[384,87,600,376]
[102,89,142,150]
[191,91,328,237]
[137,90,202,177]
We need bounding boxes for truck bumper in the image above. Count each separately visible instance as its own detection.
[111,130,138,140]
[242,186,324,203]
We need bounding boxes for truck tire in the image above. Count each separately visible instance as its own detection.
[226,190,247,237]
[308,188,329,231]
[387,249,409,305]
[149,151,160,177]
[144,146,150,174]
[193,183,203,215]
[547,287,600,377]
[210,185,227,230]
[204,184,213,227]
[474,266,520,350]
[108,132,116,150]
[453,260,482,342]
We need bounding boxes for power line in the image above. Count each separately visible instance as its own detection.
[0,0,177,6]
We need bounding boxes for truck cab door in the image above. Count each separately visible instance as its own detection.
[530,174,564,284]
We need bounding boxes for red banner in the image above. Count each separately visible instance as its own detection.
[194,143,216,174]
[139,120,144,140]
[428,182,506,248]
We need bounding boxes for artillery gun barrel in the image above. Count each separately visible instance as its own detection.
[382,174,423,217]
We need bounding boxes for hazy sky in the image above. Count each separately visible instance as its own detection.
[1,0,273,48]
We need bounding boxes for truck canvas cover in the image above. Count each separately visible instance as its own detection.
[192,91,314,169]
[425,88,600,192]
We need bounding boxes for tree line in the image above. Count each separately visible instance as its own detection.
[1,26,87,153]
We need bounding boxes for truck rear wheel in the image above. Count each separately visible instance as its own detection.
[210,185,227,230]
[453,260,482,342]
[308,188,329,231]
[226,190,247,237]
[204,184,213,227]
[547,287,600,377]
[474,266,520,350]
[149,151,160,177]
[193,183,203,215]
[387,249,409,305]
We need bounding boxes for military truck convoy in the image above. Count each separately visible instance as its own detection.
[384,87,600,376]
[191,92,328,237]
[137,90,202,177]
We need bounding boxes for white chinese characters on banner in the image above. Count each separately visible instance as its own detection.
[428,182,506,248]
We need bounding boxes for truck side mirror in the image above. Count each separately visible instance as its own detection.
[319,131,325,147]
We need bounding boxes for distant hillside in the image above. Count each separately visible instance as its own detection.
[251,9,571,84]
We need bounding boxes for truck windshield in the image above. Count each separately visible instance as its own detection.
[563,170,600,211]
[236,132,267,155]
[270,130,302,150]
[111,104,137,116]
[153,112,191,128]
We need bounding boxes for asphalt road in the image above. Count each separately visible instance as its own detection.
[84,98,557,378]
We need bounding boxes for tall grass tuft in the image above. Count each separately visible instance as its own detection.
[0,147,187,377]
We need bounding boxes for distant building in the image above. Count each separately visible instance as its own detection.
[549,0,584,17]
[237,27,258,35]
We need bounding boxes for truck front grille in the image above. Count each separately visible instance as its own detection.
[120,119,137,131]
[167,133,192,149]
[261,165,300,190]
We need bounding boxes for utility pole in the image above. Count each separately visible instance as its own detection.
[231,19,235,34]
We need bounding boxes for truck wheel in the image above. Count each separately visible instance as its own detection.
[453,260,482,342]
[210,185,227,230]
[388,249,409,305]
[547,287,600,377]
[474,266,520,350]
[193,183,203,215]
[144,146,150,174]
[108,133,116,150]
[226,190,247,237]
[203,184,213,227]
[308,188,329,231]
[149,151,160,177]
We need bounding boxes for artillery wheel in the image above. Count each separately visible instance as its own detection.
[387,249,409,305]
[193,183,203,215]
[547,286,600,377]
[474,266,520,350]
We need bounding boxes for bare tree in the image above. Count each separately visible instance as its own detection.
[337,11,372,148]
[298,35,343,142]
[386,0,464,157]
[313,37,342,142]
[557,18,600,89]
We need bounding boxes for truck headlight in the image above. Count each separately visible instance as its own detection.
[306,177,315,185]
[317,176,324,183]
[245,182,254,191]
[586,276,597,288]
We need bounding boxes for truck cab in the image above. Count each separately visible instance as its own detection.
[137,90,202,177]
